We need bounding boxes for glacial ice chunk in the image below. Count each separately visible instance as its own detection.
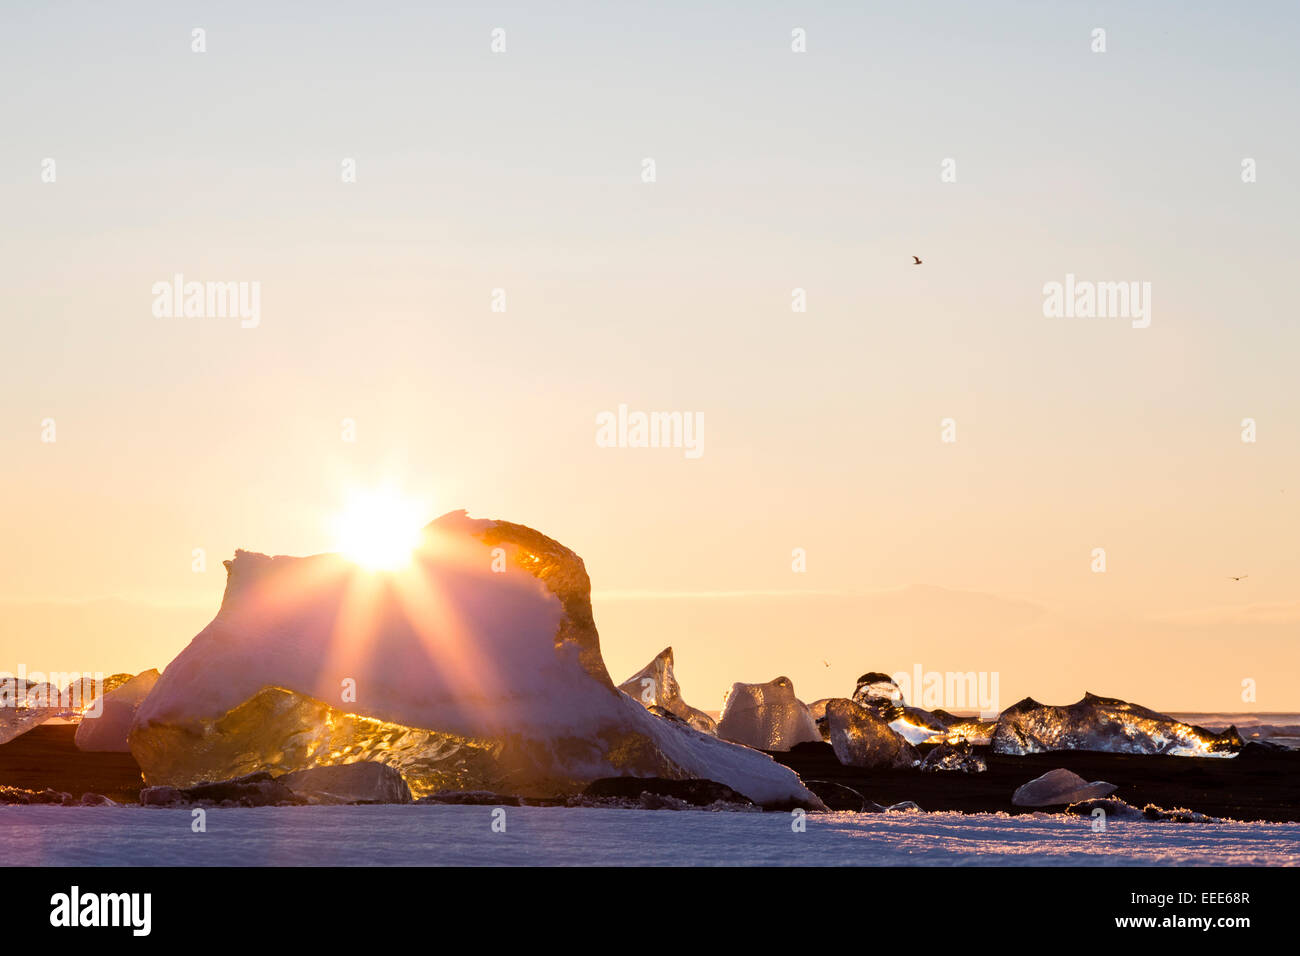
[281,762,412,804]
[0,672,137,746]
[0,675,98,745]
[716,676,822,751]
[618,647,716,734]
[851,672,905,713]
[850,671,952,743]
[806,698,831,723]
[806,698,833,741]
[922,717,997,746]
[825,698,920,769]
[1066,797,1220,823]
[889,716,946,745]
[21,682,61,708]
[993,693,1243,756]
[0,705,57,746]
[75,669,159,752]
[130,511,820,808]
[63,673,134,715]
[919,737,987,773]
[1011,768,1117,807]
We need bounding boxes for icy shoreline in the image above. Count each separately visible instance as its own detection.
[2,804,1297,866]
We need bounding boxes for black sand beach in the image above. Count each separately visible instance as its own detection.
[0,726,142,804]
[2,725,1297,821]
[770,741,1300,822]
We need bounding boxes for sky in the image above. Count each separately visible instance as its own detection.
[2,2,1298,713]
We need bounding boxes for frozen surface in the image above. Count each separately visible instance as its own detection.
[2,805,1297,866]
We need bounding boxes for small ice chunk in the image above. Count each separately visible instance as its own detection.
[890,716,944,745]
[74,669,160,752]
[826,698,920,769]
[618,647,716,734]
[0,706,57,746]
[919,737,987,773]
[806,698,833,742]
[716,677,822,751]
[851,671,948,741]
[1011,768,1117,807]
[852,672,905,711]
[885,800,923,813]
[280,762,412,804]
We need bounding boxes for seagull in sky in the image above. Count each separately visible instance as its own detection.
[912,255,922,265]
[1228,575,1248,582]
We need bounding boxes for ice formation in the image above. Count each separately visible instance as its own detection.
[850,671,975,745]
[617,647,716,734]
[0,672,137,745]
[715,676,822,751]
[926,717,997,746]
[851,672,906,712]
[806,698,833,741]
[0,703,57,747]
[919,737,987,773]
[280,762,412,804]
[1065,798,1220,823]
[129,511,819,807]
[1011,768,1117,807]
[825,698,920,769]
[75,669,160,752]
[993,693,1243,756]
[64,673,134,714]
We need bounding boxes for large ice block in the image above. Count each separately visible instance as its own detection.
[130,511,820,807]
[992,693,1242,756]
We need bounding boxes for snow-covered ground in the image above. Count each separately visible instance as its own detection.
[3,805,1297,866]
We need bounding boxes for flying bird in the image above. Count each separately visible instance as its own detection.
[1229,575,1248,582]
[912,255,922,265]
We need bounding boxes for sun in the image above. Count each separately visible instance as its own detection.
[332,489,426,570]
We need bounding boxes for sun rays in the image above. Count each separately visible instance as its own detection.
[330,488,427,571]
